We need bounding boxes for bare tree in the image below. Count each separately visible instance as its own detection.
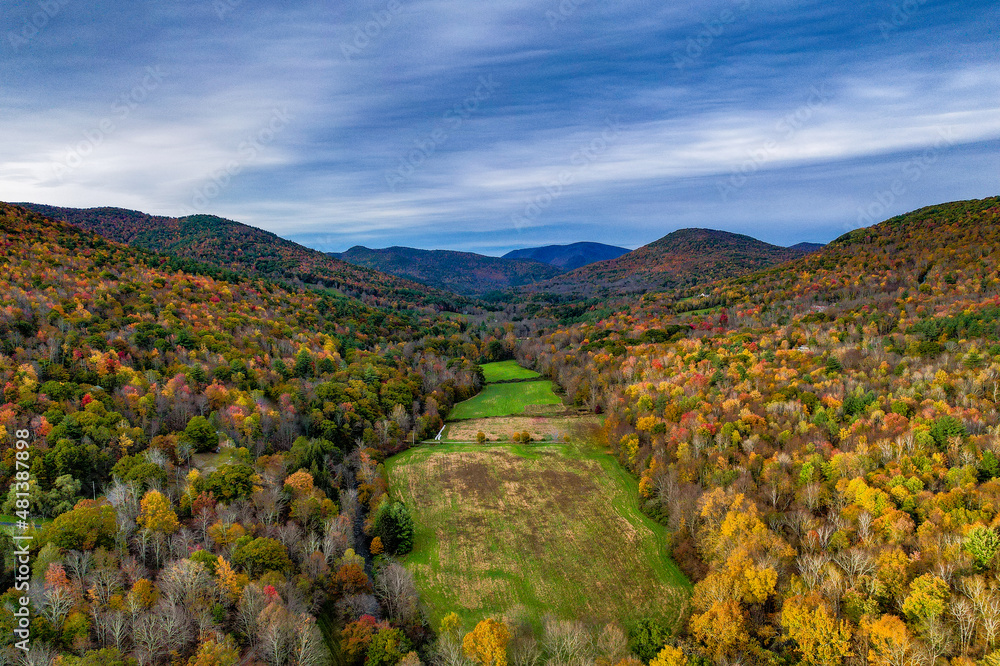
[63,550,93,582]
[374,560,419,623]
[236,582,267,646]
[540,616,592,666]
[290,613,329,666]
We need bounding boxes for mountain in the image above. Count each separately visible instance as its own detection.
[502,242,630,271]
[527,228,816,296]
[788,241,824,252]
[16,204,464,311]
[331,245,563,296]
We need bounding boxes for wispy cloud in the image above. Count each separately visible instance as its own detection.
[1,0,997,253]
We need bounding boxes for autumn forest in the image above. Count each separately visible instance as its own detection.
[2,196,1000,666]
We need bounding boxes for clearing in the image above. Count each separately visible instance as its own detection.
[444,415,599,442]
[386,441,690,629]
[479,360,541,383]
[447,381,562,420]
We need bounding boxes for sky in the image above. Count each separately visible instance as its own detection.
[1,0,998,255]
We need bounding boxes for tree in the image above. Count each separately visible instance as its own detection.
[367,627,411,666]
[863,614,912,666]
[183,415,218,453]
[463,618,511,666]
[781,597,853,666]
[901,573,948,623]
[649,645,686,666]
[965,525,1000,569]
[628,618,670,663]
[232,537,293,577]
[54,647,136,666]
[137,489,179,534]
[40,500,117,550]
[372,500,414,555]
[689,600,751,662]
[477,431,487,444]
[187,636,239,666]
[216,556,246,602]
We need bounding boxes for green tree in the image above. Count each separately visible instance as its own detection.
[40,500,117,550]
[183,415,218,453]
[366,627,411,666]
[373,500,414,556]
[965,525,1000,570]
[628,618,670,663]
[232,537,293,577]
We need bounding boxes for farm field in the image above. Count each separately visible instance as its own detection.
[479,359,541,382]
[444,415,600,442]
[386,441,690,629]
[447,380,562,420]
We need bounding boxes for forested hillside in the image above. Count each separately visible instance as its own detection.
[17,204,463,312]
[332,246,563,297]
[517,197,1000,664]
[529,228,818,296]
[0,203,523,666]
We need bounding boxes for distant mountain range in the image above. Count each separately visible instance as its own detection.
[330,246,562,297]
[502,242,630,271]
[525,228,821,296]
[18,202,825,300]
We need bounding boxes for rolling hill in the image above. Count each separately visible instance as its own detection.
[331,245,563,296]
[527,228,819,296]
[502,241,630,270]
[16,203,464,311]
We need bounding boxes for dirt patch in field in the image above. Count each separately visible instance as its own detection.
[446,415,599,442]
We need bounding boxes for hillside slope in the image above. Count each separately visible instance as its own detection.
[527,228,816,296]
[17,204,464,311]
[517,196,1000,663]
[332,245,562,296]
[502,241,630,271]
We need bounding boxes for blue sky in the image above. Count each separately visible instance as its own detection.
[2,0,997,254]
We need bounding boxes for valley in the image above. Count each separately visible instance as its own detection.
[2,197,1000,666]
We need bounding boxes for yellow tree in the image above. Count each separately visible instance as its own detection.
[138,489,179,534]
[781,596,853,666]
[216,556,246,602]
[863,614,912,666]
[463,618,510,666]
[690,599,751,662]
[649,645,687,666]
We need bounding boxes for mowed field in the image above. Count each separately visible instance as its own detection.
[445,415,600,442]
[480,360,541,382]
[386,442,690,628]
[447,380,562,420]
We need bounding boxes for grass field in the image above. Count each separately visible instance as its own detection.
[479,360,541,383]
[386,442,690,629]
[448,381,562,420]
